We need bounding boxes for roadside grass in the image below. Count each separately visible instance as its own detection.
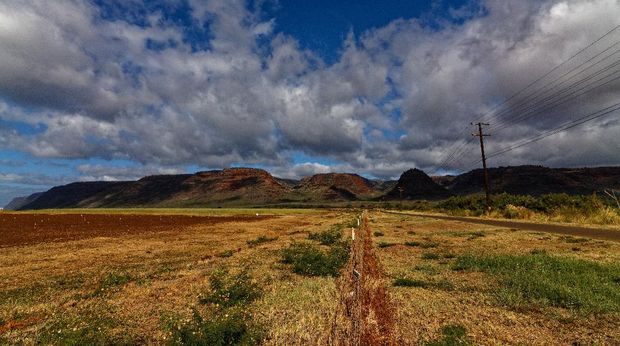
[247,235,278,247]
[452,253,620,313]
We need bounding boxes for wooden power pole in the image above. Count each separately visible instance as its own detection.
[472,123,491,213]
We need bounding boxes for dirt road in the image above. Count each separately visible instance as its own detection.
[387,211,620,242]
[331,212,396,345]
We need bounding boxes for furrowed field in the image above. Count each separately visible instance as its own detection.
[1,208,619,345]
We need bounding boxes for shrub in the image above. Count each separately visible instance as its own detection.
[281,242,349,277]
[452,253,620,313]
[393,278,427,287]
[168,309,262,346]
[247,235,278,247]
[405,241,421,247]
[377,242,395,248]
[308,225,342,245]
[199,269,261,308]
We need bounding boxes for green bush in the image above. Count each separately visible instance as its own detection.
[281,242,349,277]
[452,253,620,313]
[199,269,261,308]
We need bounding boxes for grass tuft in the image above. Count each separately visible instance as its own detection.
[424,324,472,346]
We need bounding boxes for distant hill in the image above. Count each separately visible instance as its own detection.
[295,173,380,201]
[446,166,620,196]
[385,169,450,200]
[3,192,44,210]
[8,165,620,210]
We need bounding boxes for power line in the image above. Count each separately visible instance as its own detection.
[437,24,620,171]
[463,101,620,170]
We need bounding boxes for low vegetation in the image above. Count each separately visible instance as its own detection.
[246,235,278,247]
[167,268,263,345]
[438,193,620,225]
[281,242,349,277]
[453,253,620,313]
[424,324,472,346]
[308,224,343,245]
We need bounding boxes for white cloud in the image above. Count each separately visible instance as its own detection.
[0,0,618,181]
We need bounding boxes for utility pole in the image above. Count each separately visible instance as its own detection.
[472,123,491,213]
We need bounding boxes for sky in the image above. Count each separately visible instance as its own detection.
[1,0,620,206]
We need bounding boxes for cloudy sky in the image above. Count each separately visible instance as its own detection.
[1,0,620,205]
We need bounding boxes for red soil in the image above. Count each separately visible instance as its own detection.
[0,213,274,247]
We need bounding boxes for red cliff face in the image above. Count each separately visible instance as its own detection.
[296,173,379,200]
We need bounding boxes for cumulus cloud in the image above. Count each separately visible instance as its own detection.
[0,0,619,183]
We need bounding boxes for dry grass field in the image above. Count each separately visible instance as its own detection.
[1,208,619,345]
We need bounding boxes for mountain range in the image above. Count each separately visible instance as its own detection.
[5,165,620,210]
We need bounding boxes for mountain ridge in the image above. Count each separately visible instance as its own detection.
[5,165,620,210]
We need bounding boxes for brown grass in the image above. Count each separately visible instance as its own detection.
[370,211,620,345]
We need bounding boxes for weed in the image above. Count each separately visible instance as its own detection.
[405,241,421,247]
[452,253,620,313]
[393,278,427,287]
[422,253,441,260]
[373,231,384,237]
[420,242,439,249]
[167,309,263,346]
[424,324,472,346]
[378,242,396,248]
[247,235,278,247]
[281,242,349,277]
[199,269,261,308]
[37,304,129,345]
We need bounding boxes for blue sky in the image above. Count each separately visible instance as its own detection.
[1,0,619,206]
